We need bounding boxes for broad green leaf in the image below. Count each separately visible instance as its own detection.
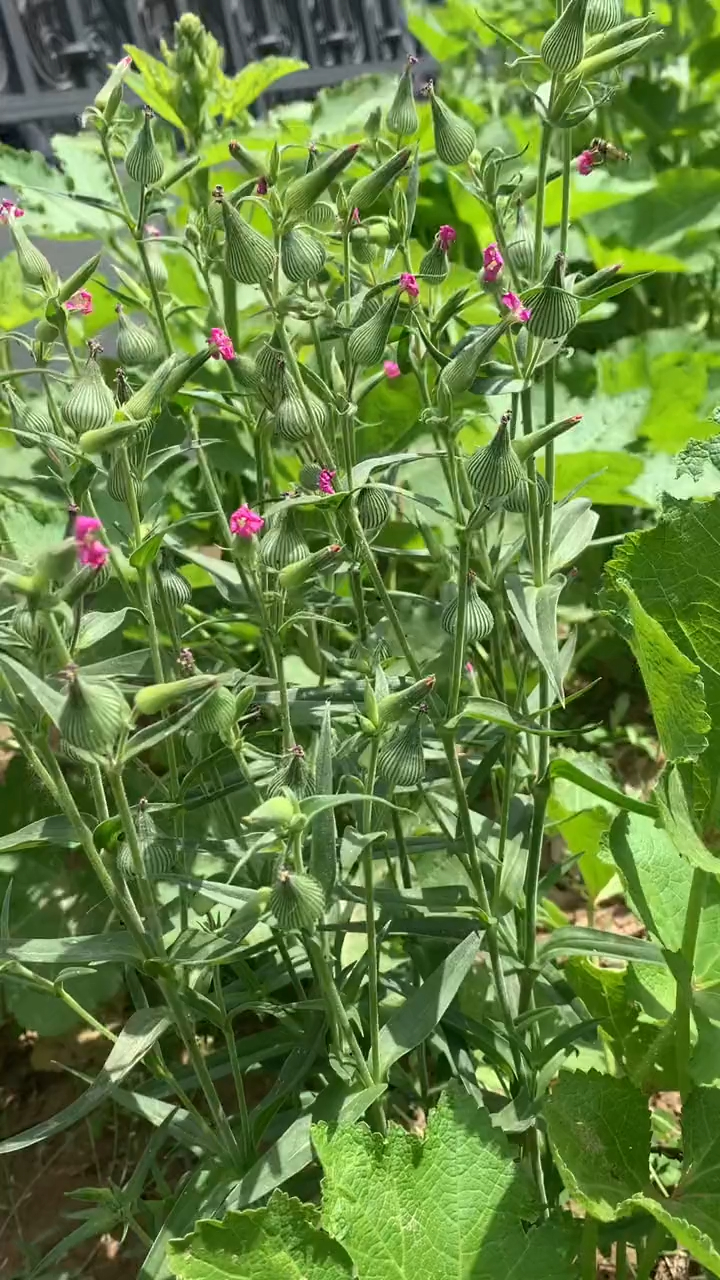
[623,586,709,763]
[655,768,720,878]
[377,931,480,1076]
[608,811,697,949]
[0,932,141,965]
[0,1007,169,1153]
[215,58,309,117]
[0,815,79,853]
[603,497,720,815]
[310,703,337,895]
[545,1070,650,1221]
[313,1084,580,1280]
[585,168,720,253]
[505,573,566,704]
[564,959,639,1047]
[168,1190,352,1280]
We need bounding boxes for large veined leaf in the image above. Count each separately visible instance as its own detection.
[313,1085,580,1280]
[0,1007,169,1153]
[585,168,720,254]
[214,58,309,118]
[603,496,720,816]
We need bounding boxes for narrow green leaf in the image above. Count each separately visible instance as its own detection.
[377,931,480,1076]
[446,696,557,735]
[0,815,80,853]
[0,932,142,965]
[0,1007,169,1153]
[123,687,221,761]
[538,927,665,966]
[310,703,337,896]
[549,758,656,817]
[76,608,137,650]
[505,574,566,705]
[0,652,64,726]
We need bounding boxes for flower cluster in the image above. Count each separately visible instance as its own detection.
[318,469,336,495]
[74,515,109,569]
[207,327,235,360]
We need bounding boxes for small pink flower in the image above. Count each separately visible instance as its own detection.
[400,272,419,299]
[351,207,361,224]
[144,223,161,238]
[65,290,93,316]
[0,199,24,224]
[74,515,108,568]
[465,661,474,675]
[318,469,336,495]
[437,224,456,251]
[483,243,504,284]
[230,505,264,537]
[501,291,532,324]
[256,177,268,196]
[384,360,401,379]
[119,55,133,70]
[208,327,235,361]
[576,149,595,176]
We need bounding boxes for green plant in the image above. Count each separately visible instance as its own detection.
[1,5,720,1277]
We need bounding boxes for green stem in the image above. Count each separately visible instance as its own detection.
[615,1240,628,1280]
[581,1216,598,1280]
[223,273,239,350]
[362,736,381,1084]
[448,533,471,720]
[675,868,706,1097]
[533,124,553,282]
[107,770,165,951]
[635,1223,666,1280]
[213,970,253,1165]
[304,934,376,1092]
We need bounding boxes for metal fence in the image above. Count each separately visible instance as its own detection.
[0,0,417,140]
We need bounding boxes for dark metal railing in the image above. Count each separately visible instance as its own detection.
[0,0,417,136]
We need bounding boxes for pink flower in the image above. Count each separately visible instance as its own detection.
[437,225,456,251]
[256,177,268,196]
[119,55,133,70]
[384,360,401,379]
[483,243,504,284]
[351,207,361,224]
[576,149,595,176]
[208,327,235,361]
[501,291,532,324]
[144,223,161,238]
[74,515,109,569]
[318,469,336,495]
[0,199,24,224]
[400,272,419,299]
[65,290,93,316]
[230,505,264,537]
[465,661,474,675]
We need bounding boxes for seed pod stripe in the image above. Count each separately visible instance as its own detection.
[280,227,326,282]
[221,197,277,285]
[541,0,589,72]
[467,417,525,500]
[428,85,476,166]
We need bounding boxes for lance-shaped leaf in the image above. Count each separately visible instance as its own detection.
[505,574,566,704]
[0,1007,169,1153]
[377,931,480,1076]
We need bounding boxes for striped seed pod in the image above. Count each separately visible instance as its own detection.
[587,0,624,34]
[441,577,494,642]
[116,306,159,366]
[117,802,177,880]
[387,58,420,138]
[503,471,550,513]
[267,744,316,798]
[12,602,71,650]
[260,508,309,570]
[347,148,411,215]
[255,341,287,394]
[467,414,525,500]
[527,253,580,340]
[419,237,450,287]
[348,292,400,366]
[106,457,137,504]
[377,721,425,787]
[192,684,237,738]
[280,227,326,282]
[541,0,589,73]
[270,867,325,932]
[3,385,53,444]
[306,202,336,229]
[220,194,277,285]
[274,387,326,442]
[9,220,53,289]
[146,245,168,291]
[356,483,391,536]
[350,227,378,265]
[59,669,130,755]
[284,144,360,221]
[159,567,192,607]
[125,108,165,187]
[426,81,476,166]
[62,347,116,434]
[437,320,510,405]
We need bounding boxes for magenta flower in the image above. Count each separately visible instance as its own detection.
[576,149,595,176]
[230,505,264,537]
[65,290,93,316]
[482,243,504,284]
[144,223,161,238]
[256,177,268,196]
[208,327,235,361]
[501,291,532,324]
[318,469,336,495]
[74,514,109,569]
[400,272,419,299]
[437,225,456,251]
[0,199,24,224]
[384,360,401,379]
